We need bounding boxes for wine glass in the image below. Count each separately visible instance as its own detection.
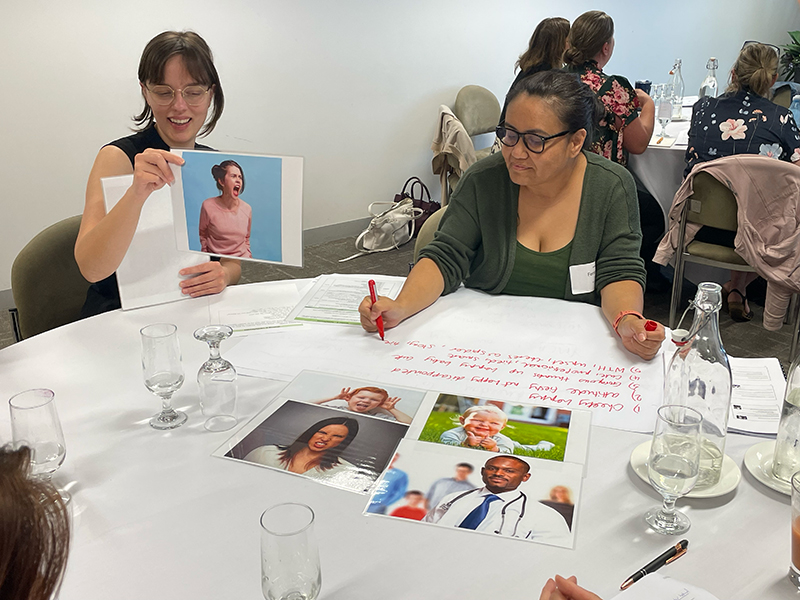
[645,404,702,535]
[9,388,71,503]
[194,325,237,432]
[654,83,674,138]
[140,323,187,430]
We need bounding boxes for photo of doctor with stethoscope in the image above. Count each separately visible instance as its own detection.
[425,455,572,546]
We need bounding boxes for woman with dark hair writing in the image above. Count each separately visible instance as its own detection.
[245,417,362,484]
[199,159,252,258]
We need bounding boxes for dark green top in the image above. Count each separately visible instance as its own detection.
[418,151,645,305]
[502,241,572,297]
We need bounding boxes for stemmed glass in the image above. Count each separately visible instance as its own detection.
[653,83,674,138]
[645,404,703,535]
[9,388,70,503]
[140,323,187,430]
[194,325,237,432]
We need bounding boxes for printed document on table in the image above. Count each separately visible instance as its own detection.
[287,274,404,325]
[728,356,786,436]
[611,573,719,600]
[207,280,310,336]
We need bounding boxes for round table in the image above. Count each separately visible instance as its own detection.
[0,280,793,599]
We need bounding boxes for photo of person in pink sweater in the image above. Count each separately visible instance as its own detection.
[199,160,252,257]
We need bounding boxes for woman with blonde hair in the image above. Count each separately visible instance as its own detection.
[684,42,800,321]
[500,17,570,123]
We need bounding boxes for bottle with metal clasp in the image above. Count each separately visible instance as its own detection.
[664,282,732,489]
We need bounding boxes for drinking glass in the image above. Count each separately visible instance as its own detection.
[645,404,702,535]
[9,388,70,503]
[140,323,187,430]
[194,325,237,432]
[791,472,800,588]
[654,83,674,138]
[260,503,321,600]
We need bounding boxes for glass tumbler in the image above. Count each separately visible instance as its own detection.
[260,503,321,600]
[791,472,800,588]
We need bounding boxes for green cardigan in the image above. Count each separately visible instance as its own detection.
[418,151,646,304]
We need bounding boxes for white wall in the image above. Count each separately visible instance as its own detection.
[1,0,798,290]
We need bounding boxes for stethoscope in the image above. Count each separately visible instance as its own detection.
[439,488,527,537]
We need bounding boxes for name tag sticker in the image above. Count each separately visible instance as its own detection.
[569,262,596,295]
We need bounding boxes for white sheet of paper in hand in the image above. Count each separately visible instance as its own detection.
[611,573,720,600]
[101,175,201,310]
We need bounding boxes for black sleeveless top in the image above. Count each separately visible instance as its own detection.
[80,125,213,318]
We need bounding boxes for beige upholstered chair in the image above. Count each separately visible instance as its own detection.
[11,216,90,340]
[452,85,501,161]
[413,206,448,264]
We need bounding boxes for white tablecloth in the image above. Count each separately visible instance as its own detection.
[0,280,794,599]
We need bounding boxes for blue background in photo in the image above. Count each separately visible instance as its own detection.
[181,152,282,262]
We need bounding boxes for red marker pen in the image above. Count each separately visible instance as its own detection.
[645,320,658,332]
[368,279,385,340]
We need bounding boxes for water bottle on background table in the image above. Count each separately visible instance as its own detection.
[664,282,732,489]
[668,59,685,119]
[698,57,718,99]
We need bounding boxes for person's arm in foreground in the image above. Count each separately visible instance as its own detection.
[359,258,445,332]
[539,575,603,600]
[620,89,655,155]
[601,280,664,360]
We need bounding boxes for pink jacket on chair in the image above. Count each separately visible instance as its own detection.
[653,155,800,330]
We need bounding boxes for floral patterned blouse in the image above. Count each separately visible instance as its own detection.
[685,88,800,177]
[568,60,641,166]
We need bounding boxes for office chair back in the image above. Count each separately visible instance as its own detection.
[452,85,501,137]
[11,216,90,340]
[413,206,447,264]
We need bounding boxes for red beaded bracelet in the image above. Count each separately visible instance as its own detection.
[612,310,645,336]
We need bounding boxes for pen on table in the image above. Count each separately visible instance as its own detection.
[645,320,658,332]
[620,539,688,590]
[367,279,385,340]
[656,136,664,144]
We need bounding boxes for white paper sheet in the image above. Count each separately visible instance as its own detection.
[227,285,666,432]
[728,356,786,436]
[611,573,719,600]
[287,274,404,325]
[102,175,201,310]
[207,280,306,336]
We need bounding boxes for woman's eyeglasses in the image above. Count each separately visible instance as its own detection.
[146,85,211,106]
[495,125,570,154]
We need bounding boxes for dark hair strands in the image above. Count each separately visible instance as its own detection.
[0,446,70,600]
[505,70,604,150]
[516,17,570,73]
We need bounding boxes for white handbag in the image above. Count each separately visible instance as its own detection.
[340,198,423,262]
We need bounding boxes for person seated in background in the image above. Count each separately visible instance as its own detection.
[500,17,570,124]
[75,31,241,317]
[360,70,665,361]
[312,386,412,424]
[683,42,800,321]
[564,10,665,293]
[389,490,428,521]
[440,404,556,454]
[0,446,70,600]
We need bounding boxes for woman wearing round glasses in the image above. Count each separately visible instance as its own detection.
[75,31,240,316]
[360,71,664,361]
